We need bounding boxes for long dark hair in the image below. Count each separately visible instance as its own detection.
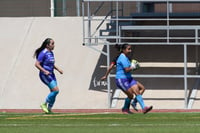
[33,38,52,58]
[120,43,129,52]
[115,43,130,53]
[115,44,122,52]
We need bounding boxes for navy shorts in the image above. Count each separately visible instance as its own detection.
[39,72,57,89]
[116,78,137,91]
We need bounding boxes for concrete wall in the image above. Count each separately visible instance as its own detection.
[0,17,109,109]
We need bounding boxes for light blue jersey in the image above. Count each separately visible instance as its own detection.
[116,53,132,79]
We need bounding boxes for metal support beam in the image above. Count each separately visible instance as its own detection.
[76,0,81,16]
[87,2,91,44]
[50,0,55,17]
[62,0,67,16]
[184,44,188,109]
[106,43,111,108]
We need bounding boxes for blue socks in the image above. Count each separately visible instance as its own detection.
[136,95,146,109]
[46,91,59,109]
[122,97,131,109]
[132,98,137,105]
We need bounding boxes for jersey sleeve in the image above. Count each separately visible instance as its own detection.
[111,55,119,65]
[111,57,117,65]
[37,51,45,63]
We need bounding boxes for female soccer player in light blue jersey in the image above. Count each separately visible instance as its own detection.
[115,43,152,114]
[101,44,145,114]
[34,38,63,113]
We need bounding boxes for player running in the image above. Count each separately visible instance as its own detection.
[115,43,153,114]
[101,44,145,114]
[34,38,63,114]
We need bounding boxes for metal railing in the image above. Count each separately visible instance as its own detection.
[82,0,200,109]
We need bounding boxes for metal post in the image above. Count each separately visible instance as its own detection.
[87,1,91,44]
[136,1,141,13]
[62,0,67,16]
[82,0,85,44]
[50,0,55,17]
[116,1,119,43]
[184,44,188,109]
[195,29,198,44]
[195,29,199,73]
[106,43,111,108]
[76,0,80,16]
[195,45,199,74]
[167,0,169,43]
[169,2,173,13]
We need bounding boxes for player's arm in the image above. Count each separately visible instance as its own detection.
[125,63,136,72]
[54,65,63,74]
[35,60,50,75]
[124,67,133,73]
[124,64,137,72]
[122,58,133,73]
[101,63,115,80]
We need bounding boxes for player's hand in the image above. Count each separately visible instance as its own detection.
[58,69,63,74]
[44,70,51,75]
[101,76,107,80]
[130,63,136,70]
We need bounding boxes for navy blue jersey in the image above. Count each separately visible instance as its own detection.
[37,48,55,73]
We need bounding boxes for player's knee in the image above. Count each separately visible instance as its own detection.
[53,90,59,95]
[51,90,59,98]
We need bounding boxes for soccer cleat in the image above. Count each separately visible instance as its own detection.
[131,102,138,112]
[142,106,153,114]
[122,109,133,114]
[47,109,53,114]
[40,103,49,113]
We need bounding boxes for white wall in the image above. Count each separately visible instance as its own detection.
[0,17,108,109]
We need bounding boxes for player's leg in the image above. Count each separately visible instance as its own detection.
[131,81,146,111]
[116,79,133,114]
[122,90,133,111]
[46,82,59,113]
[137,81,145,94]
[39,73,59,113]
[129,84,152,114]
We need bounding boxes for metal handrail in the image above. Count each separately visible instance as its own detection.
[91,10,113,36]
[92,2,105,16]
[82,0,200,109]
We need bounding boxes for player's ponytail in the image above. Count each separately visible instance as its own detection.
[33,38,52,58]
[115,44,123,52]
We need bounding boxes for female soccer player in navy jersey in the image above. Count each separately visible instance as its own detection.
[34,38,63,113]
[115,43,152,114]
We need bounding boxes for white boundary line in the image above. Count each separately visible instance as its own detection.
[1,123,200,127]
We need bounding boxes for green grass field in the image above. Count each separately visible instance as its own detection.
[1,112,200,133]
